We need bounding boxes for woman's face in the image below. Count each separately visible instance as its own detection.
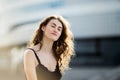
[42,19,63,41]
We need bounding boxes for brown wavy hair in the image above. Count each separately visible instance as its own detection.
[28,15,75,73]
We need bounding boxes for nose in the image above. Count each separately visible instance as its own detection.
[53,27,58,33]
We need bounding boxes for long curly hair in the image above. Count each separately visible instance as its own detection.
[28,15,75,73]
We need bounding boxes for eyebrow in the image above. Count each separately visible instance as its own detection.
[51,23,62,28]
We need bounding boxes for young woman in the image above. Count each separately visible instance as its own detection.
[24,15,75,80]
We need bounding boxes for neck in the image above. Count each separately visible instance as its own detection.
[40,36,54,54]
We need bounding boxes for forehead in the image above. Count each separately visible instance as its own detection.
[48,19,62,27]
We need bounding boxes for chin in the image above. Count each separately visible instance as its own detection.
[52,38,58,41]
[50,37,59,41]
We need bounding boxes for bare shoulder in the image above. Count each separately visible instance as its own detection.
[24,49,35,60]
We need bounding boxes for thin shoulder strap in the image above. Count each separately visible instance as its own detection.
[27,48,40,64]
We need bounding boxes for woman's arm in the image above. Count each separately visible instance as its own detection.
[24,50,37,80]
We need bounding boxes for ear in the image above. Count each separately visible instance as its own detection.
[41,26,46,31]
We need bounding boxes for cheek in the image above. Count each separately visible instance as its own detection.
[57,32,62,38]
[45,27,52,33]
[59,30,63,35]
[45,30,51,36]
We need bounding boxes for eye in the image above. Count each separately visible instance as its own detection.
[58,28,62,32]
[51,25,55,28]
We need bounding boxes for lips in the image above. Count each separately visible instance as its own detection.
[51,33,57,36]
